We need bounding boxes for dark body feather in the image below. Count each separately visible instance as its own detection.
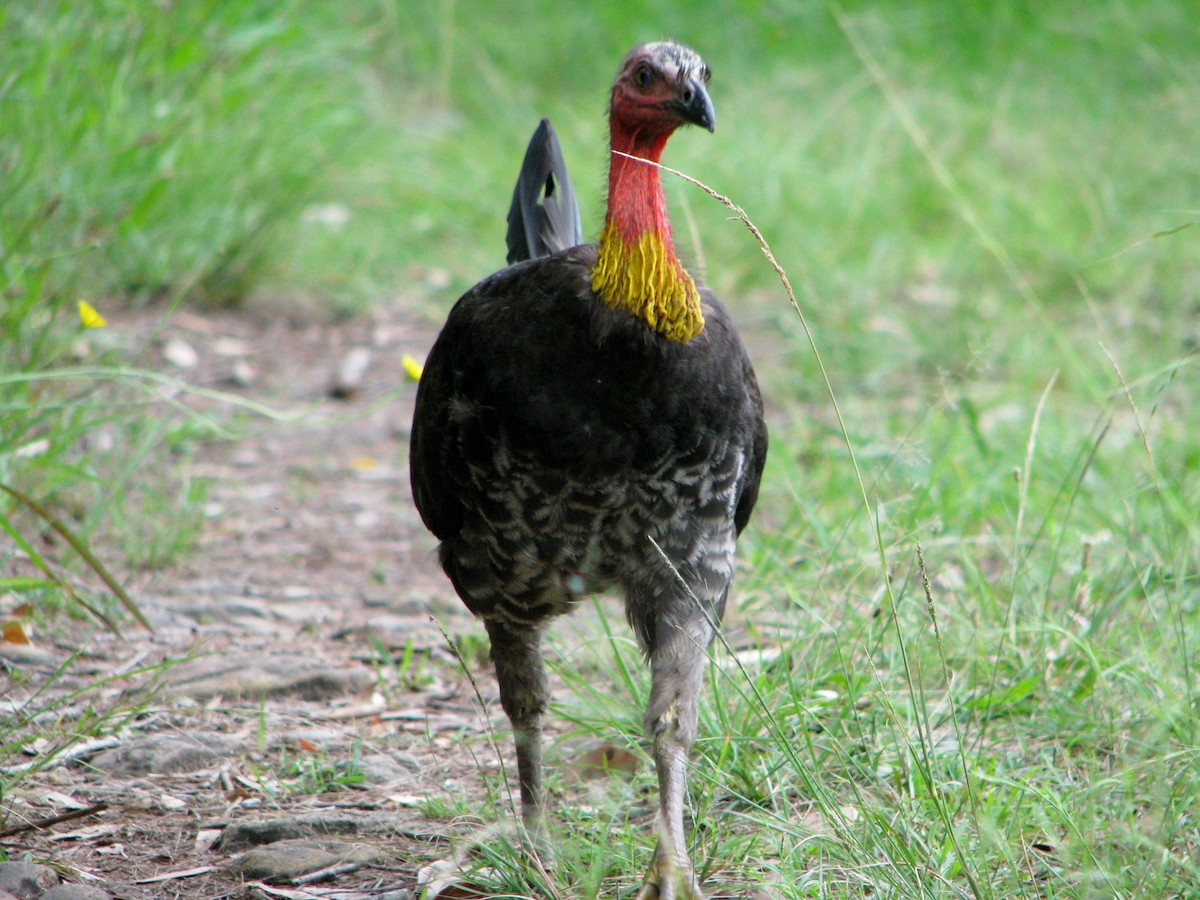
[409,41,766,899]
[411,243,766,649]
[505,118,583,264]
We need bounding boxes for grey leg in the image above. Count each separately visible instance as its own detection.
[485,620,550,841]
[634,612,714,900]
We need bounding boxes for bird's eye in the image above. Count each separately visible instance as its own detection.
[634,64,654,89]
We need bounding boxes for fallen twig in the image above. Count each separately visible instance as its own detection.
[0,800,109,838]
[293,860,368,885]
[0,734,123,776]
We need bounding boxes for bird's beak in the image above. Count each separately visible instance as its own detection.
[672,77,715,133]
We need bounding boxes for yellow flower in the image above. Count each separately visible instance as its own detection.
[348,456,379,472]
[401,353,424,382]
[78,300,107,328]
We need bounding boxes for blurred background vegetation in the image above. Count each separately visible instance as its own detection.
[2,0,1198,894]
[5,2,1194,312]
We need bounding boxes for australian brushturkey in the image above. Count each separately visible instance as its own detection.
[409,41,767,899]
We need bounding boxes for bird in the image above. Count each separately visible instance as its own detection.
[409,41,767,900]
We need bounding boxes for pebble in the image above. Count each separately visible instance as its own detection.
[0,862,59,898]
[161,336,199,369]
[39,888,113,900]
[89,732,240,776]
[355,752,422,784]
[228,838,389,882]
[161,651,374,701]
[216,810,414,853]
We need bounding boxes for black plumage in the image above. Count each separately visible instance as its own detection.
[410,42,766,900]
[505,118,583,264]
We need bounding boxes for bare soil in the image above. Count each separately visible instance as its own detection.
[2,297,521,899]
[3,292,782,899]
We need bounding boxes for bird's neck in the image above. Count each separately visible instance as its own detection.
[591,130,704,342]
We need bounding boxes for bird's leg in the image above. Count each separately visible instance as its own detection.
[634,616,712,900]
[638,726,703,900]
[485,620,550,850]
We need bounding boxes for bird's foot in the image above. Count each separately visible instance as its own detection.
[520,816,555,868]
[633,853,704,900]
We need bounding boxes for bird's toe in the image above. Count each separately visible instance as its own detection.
[634,862,704,900]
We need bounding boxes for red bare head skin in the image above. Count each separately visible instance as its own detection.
[608,41,714,156]
[602,41,715,232]
[592,41,713,341]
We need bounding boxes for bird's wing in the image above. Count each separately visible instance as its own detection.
[409,318,469,542]
[735,367,769,537]
[505,118,583,264]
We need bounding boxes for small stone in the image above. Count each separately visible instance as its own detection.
[228,838,388,882]
[162,336,199,369]
[211,337,250,356]
[330,347,372,399]
[162,652,373,702]
[229,359,258,387]
[216,811,415,853]
[354,753,420,785]
[217,819,308,853]
[0,861,60,899]
[231,446,261,467]
[40,887,113,900]
[90,732,240,776]
[157,792,188,811]
[195,828,222,852]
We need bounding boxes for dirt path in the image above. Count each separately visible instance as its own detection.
[3,300,514,899]
[3,292,785,899]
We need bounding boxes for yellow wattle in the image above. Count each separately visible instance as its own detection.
[591,222,704,343]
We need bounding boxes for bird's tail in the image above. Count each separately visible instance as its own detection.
[505,118,583,264]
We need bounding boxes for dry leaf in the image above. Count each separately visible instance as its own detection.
[575,742,640,781]
[43,791,90,810]
[194,829,222,853]
[417,858,495,899]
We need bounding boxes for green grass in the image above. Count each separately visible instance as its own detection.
[3,0,1199,895]
[2,0,360,611]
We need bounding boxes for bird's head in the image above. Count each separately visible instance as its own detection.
[593,41,713,342]
[609,41,715,144]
